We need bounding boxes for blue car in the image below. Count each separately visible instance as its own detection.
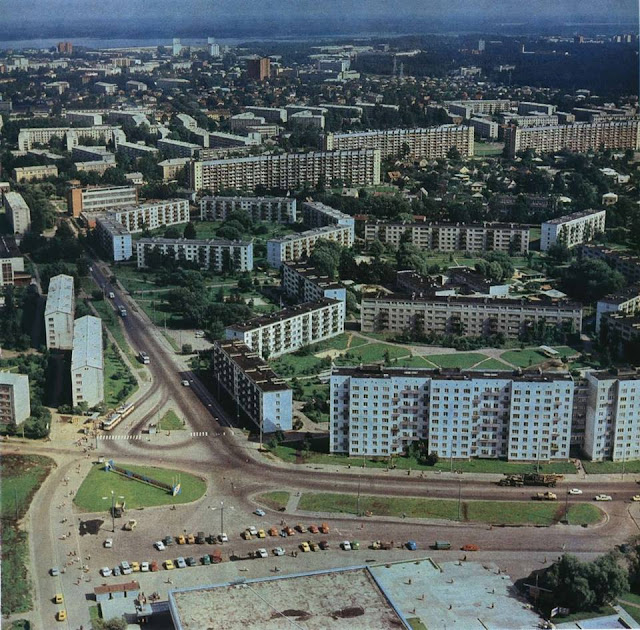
[406,541,418,550]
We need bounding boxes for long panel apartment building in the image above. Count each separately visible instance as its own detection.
[445,100,511,118]
[0,373,31,427]
[330,365,574,461]
[200,196,297,223]
[67,185,138,218]
[211,340,293,432]
[189,149,381,192]
[364,221,529,254]
[3,192,31,235]
[225,298,345,359]
[541,209,606,251]
[581,244,640,283]
[45,274,75,350]
[302,201,355,229]
[597,286,640,333]
[323,126,474,159]
[361,294,582,339]
[267,224,354,268]
[17,125,121,151]
[71,315,104,408]
[112,199,190,233]
[136,237,253,272]
[506,119,640,156]
[282,261,347,303]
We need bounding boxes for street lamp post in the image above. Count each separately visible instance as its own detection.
[102,491,124,533]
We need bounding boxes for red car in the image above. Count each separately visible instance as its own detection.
[461,544,479,552]
[150,561,159,572]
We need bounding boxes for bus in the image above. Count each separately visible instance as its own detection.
[138,351,150,365]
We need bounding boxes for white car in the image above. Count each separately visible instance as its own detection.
[141,562,150,572]
[256,548,268,559]
[218,533,229,543]
[195,330,205,338]
[104,538,113,548]
[248,526,258,536]
[181,380,190,387]
[120,561,132,575]
[254,509,266,517]
[595,494,613,501]
[273,547,285,556]
[100,567,112,577]
[341,541,352,551]
[632,495,640,502]
[154,541,165,551]
[568,489,583,495]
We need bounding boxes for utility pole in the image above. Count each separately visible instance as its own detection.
[220,501,224,534]
[564,489,569,523]
[457,478,462,521]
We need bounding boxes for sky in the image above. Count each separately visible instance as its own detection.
[0,0,636,35]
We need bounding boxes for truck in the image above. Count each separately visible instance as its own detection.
[498,473,564,488]
[534,491,558,501]
[113,500,126,517]
[370,540,393,550]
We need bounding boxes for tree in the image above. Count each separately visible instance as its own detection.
[183,222,197,240]
[93,618,127,630]
[182,343,193,354]
[561,259,625,302]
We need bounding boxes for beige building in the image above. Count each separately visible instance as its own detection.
[365,221,529,254]
[12,165,59,183]
[159,158,191,182]
[0,372,31,427]
[200,196,297,224]
[67,185,138,218]
[112,199,190,233]
[189,149,381,193]
[323,125,474,159]
[45,274,75,350]
[71,315,104,408]
[361,294,582,339]
[17,125,121,151]
[541,209,606,251]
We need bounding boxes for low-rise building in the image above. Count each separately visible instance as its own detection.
[95,216,133,262]
[71,315,104,408]
[45,274,75,350]
[302,201,355,229]
[211,340,292,432]
[365,221,529,254]
[200,196,296,223]
[541,209,606,251]
[67,185,138,218]
[12,165,59,183]
[158,158,191,182]
[281,261,347,303]
[361,293,582,339]
[0,236,28,287]
[267,224,354,268]
[136,237,253,272]
[3,192,31,235]
[0,373,31,427]
[225,298,345,359]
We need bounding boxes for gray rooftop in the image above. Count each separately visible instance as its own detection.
[72,316,103,371]
[45,274,75,316]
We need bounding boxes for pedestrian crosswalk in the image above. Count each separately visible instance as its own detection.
[98,434,144,441]
[190,431,209,437]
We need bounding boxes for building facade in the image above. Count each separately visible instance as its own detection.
[3,192,31,235]
[112,199,190,233]
[12,165,59,182]
[95,216,133,262]
[0,373,31,427]
[581,244,640,283]
[302,201,355,229]
[225,298,345,359]
[281,261,347,303]
[67,185,138,218]
[541,209,606,251]
[200,196,297,224]
[45,274,75,350]
[71,315,104,408]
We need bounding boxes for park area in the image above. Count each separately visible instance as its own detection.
[0,454,55,615]
[73,462,207,511]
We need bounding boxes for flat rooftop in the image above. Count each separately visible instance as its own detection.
[363,292,582,309]
[269,223,350,244]
[367,220,528,230]
[169,567,408,630]
[284,261,344,290]
[544,209,604,225]
[137,237,252,248]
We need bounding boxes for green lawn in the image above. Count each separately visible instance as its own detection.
[471,358,513,370]
[157,409,185,431]
[257,491,290,511]
[407,618,428,630]
[566,503,603,525]
[554,605,617,624]
[297,492,601,526]
[334,343,411,365]
[427,353,487,369]
[312,333,368,352]
[10,621,31,630]
[473,142,504,156]
[104,343,138,408]
[0,455,55,520]
[619,602,640,624]
[582,460,640,474]
[501,346,578,368]
[394,355,437,368]
[270,353,330,378]
[74,463,207,511]
[620,592,640,606]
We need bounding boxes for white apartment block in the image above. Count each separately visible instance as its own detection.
[68,185,137,218]
[0,372,31,426]
[112,199,190,233]
[302,201,355,229]
[365,221,529,254]
[200,196,297,224]
[244,106,288,123]
[446,100,511,118]
[176,114,198,130]
[225,298,344,359]
[540,209,606,251]
[71,146,116,163]
[66,111,103,126]
[157,138,201,158]
[208,131,261,149]
[518,102,556,116]
[506,120,640,157]
[115,141,159,160]
[267,224,354,268]
[585,370,640,462]
[71,315,104,408]
[323,126,474,159]
[361,294,582,339]
[212,340,293,432]
[17,125,121,151]
[189,149,381,193]
[500,114,560,128]
[95,216,133,262]
[282,262,347,303]
[45,274,75,350]
[290,111,325,129]
[470,117,499,139]
[596,286,640,334]
[12,165,59,183]
[3,192,31,235]
[136,237,253,272]
[330,366,573,460]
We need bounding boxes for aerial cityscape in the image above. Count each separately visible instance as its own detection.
[0,1,639,629]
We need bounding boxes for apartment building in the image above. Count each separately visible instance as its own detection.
[115,141,159,160]
[581,244,640,283]
[505,120,640,156]
[541,209,606,251]
[470,117,499,139]
[66,111,103,126]
[323,126,474,159]
[446,100,511,118]
[200,196,297,224]
[75,161,113,175]
[364,221,529,254]
[190,148,380,193]
[157,138,201,158]
[112,199,190,233]
[518,102,556,116]
[244,106,288,123]
[3,192,31,235]
[230,113,280,137]
[330,365,574,461]
[136,237,253,272]
[45,274,75,350]
[396,269,509,298]
[95,216,133,262]
[267,224,354,268]
[584,369,640,462]
[17,125,121,151]
[596,286,640,333]
[211,340,292,432]
[225,298,345,359]
[361,294,582,339]
[0,373,31,427]
[71,315,104,408]
[281,261,347,303]
[290,110,325,130]
[208,131,261,149]
[0,236,27,287]
[71,146,116,163]
[500,113,560,128]
[159,158,191,182]
[67,185,138,218]
[302,201,355,229]
[12,165,59,183]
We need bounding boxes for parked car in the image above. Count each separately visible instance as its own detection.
[177,535,186,545]
[254,509,266,517]
[319,540,330,550]
[54,593,64,604]
[100,567,112,577]
[300,541,311,552]
[568,488,583,495]
[154,541,166,551]
[320,523,330,534]
[211,550,223,564]
[256,548,268,559]
[284,526,295,536]
[269,526,279,536]
[273,547,285,556]
[308,524,319,534]
[632,495,640,502]
[164,560,175,570]
[202,555,211,565]
[432,541,450,550]
[120,561,131,573]
[176,557,187,569]
[186,534,196,544]
[196,532,206,544]
[295,523,305,533]
[406,541,418,550]
[595,494,613,501]
[186,557,197,567]
[195,330,205,338]
[163,536,174,546]
[124,519,137,531]
[310,542,320,552]
[150,561,159,572]
[218,533,229,543]
[351,541,360,550]
[341,541,351,550]
[181,380,190,387]
[257,529,266,539]
[248,526,258,536]
[50,567,60,577]
[461,544,479,552]
[113,566,121,577]
[141,562,150,572]
[56,610,67,622]
[104,538,113,548]
[242,530,253,540]
[131,561,140,572]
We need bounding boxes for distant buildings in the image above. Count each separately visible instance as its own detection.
[17,126,122,152]
[469,117,499,139]
[57,41,73,54]
[596,286,640,333]
[446,99,511,118]
[111,199,189,233]
[71,315,104,408]
[45,274,75,350]
[200,196,297,224]
[67,185,138,218]
[3,192,31,235]
[581,244,640,283]
[302,201,355,230]
[158,138,202,158]
[540,209,606,251]
[246,57,271,81]
[281,261,347,304]
[0,236,28,287]
[0,373,31,427]
[517,101,556,116]
[12,165,59,183]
